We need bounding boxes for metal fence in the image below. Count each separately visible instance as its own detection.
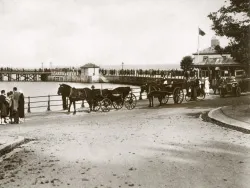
[25,87,145,113]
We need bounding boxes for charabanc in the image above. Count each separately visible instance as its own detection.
[141,80,185,107]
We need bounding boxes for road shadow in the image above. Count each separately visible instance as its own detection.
[144,140,250,188]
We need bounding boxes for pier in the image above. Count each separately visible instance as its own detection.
[0,69,51,81]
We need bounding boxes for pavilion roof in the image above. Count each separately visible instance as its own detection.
[80,63,100,68]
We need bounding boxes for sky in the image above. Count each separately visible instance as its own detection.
[0,0,229,68]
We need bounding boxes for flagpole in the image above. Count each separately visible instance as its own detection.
[197,26,200,78]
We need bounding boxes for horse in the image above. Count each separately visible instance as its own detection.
[57,84,85,110]
[144,82,167,107]
[68,87,96,114]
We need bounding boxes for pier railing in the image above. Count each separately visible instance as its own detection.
[25,87,145,113]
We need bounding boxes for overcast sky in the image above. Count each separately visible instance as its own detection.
[0,0,228,68]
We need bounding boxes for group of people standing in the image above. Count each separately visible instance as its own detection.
[0,87,24,124]
[187,77,210,101]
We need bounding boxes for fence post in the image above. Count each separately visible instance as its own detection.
[27,96,31,113]
[47,95,51,111]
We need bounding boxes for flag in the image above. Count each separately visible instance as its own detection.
[199,28,205,36]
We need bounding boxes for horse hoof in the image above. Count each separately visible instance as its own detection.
[73,112,76,115]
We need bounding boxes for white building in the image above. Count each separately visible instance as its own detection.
[80,63,100,83]
[192,37,243,79]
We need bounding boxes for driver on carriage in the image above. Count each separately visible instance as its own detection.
[163,79,173,88]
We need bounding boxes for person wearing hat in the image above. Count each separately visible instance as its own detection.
[12,87,21,124]
[0,90,8,123]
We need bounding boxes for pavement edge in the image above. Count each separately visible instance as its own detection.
[208,107,250,134]
[0,136,26,157]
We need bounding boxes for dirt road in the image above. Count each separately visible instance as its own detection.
[0,95,250,188]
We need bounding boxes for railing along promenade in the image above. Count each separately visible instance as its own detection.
[25,87,144,113]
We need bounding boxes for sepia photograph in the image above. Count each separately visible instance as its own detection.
[0,0,249,187]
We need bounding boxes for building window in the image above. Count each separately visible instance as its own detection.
[203,56,208,61]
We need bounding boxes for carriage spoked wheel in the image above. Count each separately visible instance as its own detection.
[124,93,137,110]
[173,88,184,104]
[162,94,169,104]
[185,93,191,102]
[93,101,101,112]
[112,91,123,110]
[100,98,112,112]
[112,98,123,110]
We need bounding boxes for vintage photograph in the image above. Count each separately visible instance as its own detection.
[0,0,249,187]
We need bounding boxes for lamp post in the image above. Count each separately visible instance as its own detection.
[122,62,124,70]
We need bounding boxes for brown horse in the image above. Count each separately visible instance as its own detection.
[68,87,96,114]
[145,83,167,107]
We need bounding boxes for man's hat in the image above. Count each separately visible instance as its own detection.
[91,85,95,89]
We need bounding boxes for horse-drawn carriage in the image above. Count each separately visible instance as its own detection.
[91,87,137,112]
[57,84,137,114]
[140,80,184,107]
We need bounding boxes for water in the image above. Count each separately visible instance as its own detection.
[0,82,141,112]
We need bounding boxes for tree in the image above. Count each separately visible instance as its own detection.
[208,0,250,68]
[180,56,193,72]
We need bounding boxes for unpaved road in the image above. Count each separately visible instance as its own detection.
[0,95,250,188]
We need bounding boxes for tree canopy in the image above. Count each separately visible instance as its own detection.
[208,0,249,67]
[180,56,193,72]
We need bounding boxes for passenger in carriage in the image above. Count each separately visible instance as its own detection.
[163,79,173,89]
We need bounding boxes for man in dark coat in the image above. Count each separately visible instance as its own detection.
[0,90,8,123]
[13,87,21,124]
[18,92,25,119]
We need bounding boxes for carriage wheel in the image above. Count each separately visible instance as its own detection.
[197,89,205,101]
[100,98,112,112]
[113,98,123,110]
[173,88,184,104]
[162,94,169,104]
[111,91,123,110]
[124,93,137,110]
[185,93,191,102]
[93,101,101,112]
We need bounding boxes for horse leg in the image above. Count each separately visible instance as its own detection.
[62,96,67,110]
[68,100,72,112]
[148,95,151,107]
[73,101,76,115]
[81,100,85,108]
[139,92,142,100]
[158,96,162,106]
[88,100,92,113]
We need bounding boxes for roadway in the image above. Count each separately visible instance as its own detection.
[0,94,249,188]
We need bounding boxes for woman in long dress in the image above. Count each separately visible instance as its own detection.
[205,77,210,96]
